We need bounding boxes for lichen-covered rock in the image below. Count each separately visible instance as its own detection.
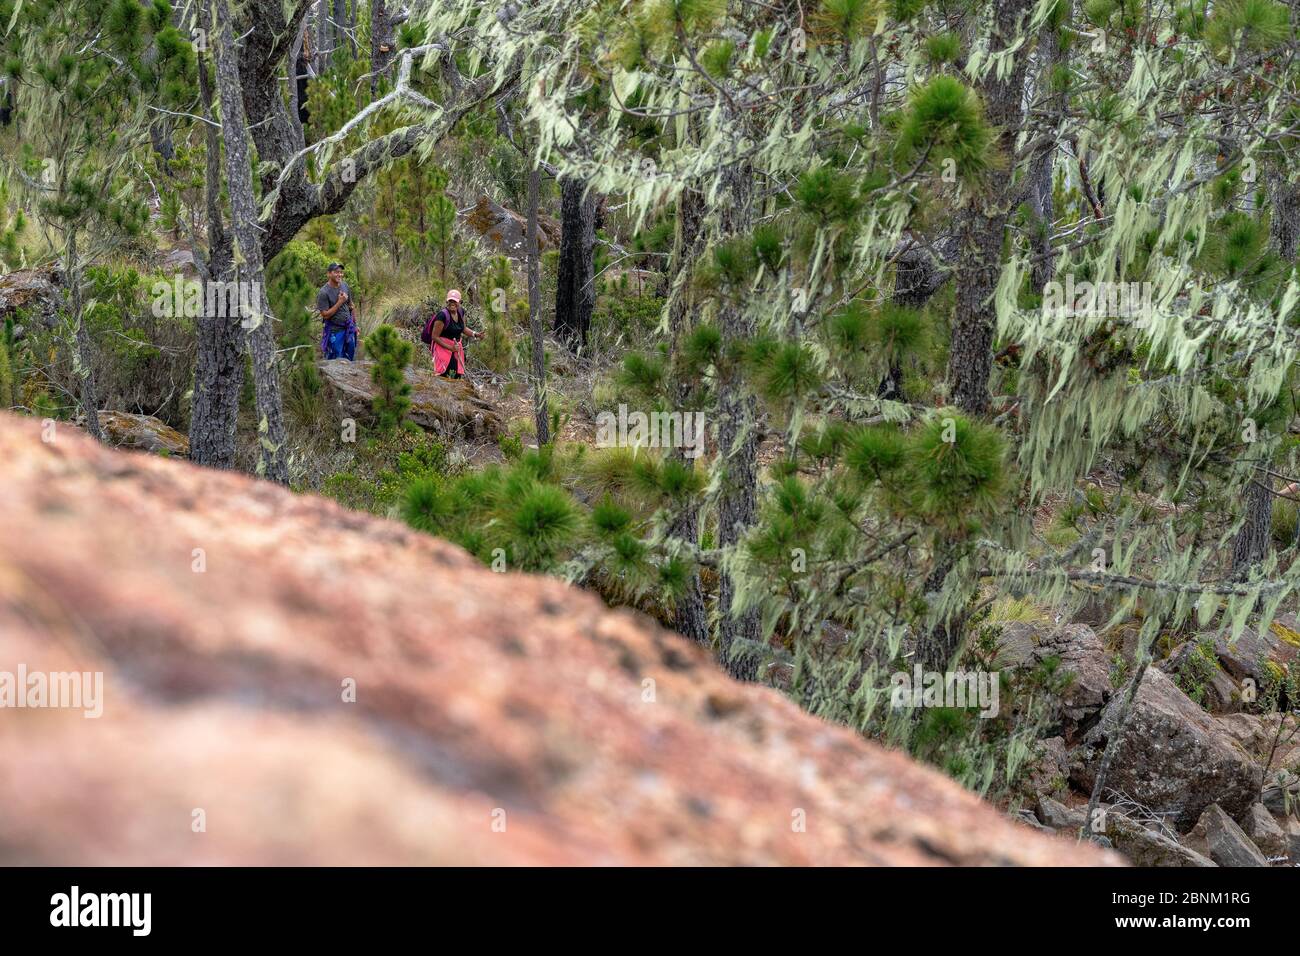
[1024,735,1071,796]
[1071,668,1259,831]
[317,357,502,440]
[0,411,1119,866]
[1162,639,1241,714]
[0,266,62,338]
[463,194,561,260]
[1213,713,1300,814]
[97,410,190,457]
[1209,616,1300,687]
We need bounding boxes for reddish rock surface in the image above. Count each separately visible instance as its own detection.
[0,412,1119,865]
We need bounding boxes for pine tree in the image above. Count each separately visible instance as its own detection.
[2,0,194,440]
[0,322,14,410]
[427,0,1300,764]
[268,243,324,409]
[365,324,414,432]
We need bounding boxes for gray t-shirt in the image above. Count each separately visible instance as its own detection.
[317,281,354,330]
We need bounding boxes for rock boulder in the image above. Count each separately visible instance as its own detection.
[1184,804,1269,867]
[97,410,190,457]
[463,194,561,260]
[998,622,1113,736]
[318,357,502,440]
[0,412,1119,866]
[1240,803,1288,860]
[0,265,62,338]
[1071,668,1259,830]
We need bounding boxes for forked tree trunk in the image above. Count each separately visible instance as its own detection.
[554,176,597,351]
[190,24,243,469]
[215,0,289,484]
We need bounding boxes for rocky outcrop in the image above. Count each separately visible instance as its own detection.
[1240,802,1289,860]
[0,412,1119,866]
[1071,668,1259,830]
[463,194,561,259]
[1107,814,1217,867]
[1211,617,1300,689]
[1184,804,1269,866]
[318,357,502,440]
[997,622,1113,735]
[97,410,190,457]
[1036,794,1086,831]
[1034,795,1216,866]
[0,265,62,339]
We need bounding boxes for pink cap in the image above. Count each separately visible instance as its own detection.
[446,289,462,304]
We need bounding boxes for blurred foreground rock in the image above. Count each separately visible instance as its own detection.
[0,412,1118,865]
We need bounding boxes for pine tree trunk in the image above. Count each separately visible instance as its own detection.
[1270,177,1300,261]
[715,163,761,680]
[916,554,964,672]
[190,34,244,469]
[315,0,332,73]
[335,0,354,58]
[526,160,549,446]
[288,22,306,143]
[883,239,950,401]
[1030,24,1064,291]
[215,0,289,484]
[945,0,1033,416]
[370,0,398,97]
[1232,476,1273,579]
[553,176,597,351]
[667,184,708,646]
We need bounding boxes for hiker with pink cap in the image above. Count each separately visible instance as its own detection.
[420,288,482,379]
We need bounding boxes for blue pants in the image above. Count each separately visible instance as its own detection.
[323,327,356,361]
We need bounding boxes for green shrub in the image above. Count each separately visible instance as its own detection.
[364,324,414,431]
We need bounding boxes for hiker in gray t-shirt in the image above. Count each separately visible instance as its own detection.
[317,263,358,360]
